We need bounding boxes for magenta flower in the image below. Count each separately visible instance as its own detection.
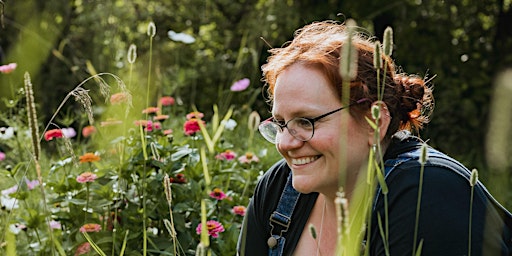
[196,220,225,238]
[230,78,250,91]
[160,96,175,106]
[232,205,247,216]
[215,150,237,161]
[209,188,227,200]
[183,119,204,136]
[0,152,5,161]
[0,63,17,74]
[76,172,97,183]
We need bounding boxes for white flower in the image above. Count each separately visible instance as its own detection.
[222,119,237,131]
[61,127,76,138]
[168,30,195,44]
[1,196,19,210]
[0,127,15,140]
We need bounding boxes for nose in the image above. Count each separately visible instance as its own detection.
[276,128,303,152]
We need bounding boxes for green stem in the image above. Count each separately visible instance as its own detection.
[468,186,474,256]
[412,163,425,256]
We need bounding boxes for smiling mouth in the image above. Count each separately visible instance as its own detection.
[291,156,320,165]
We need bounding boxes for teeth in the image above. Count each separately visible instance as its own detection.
[291,156,318,165]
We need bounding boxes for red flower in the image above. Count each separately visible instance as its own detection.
[169,173,187,184]
[160,96,175,106]
[183,118,204,136]
[196,220,225,238]
[44,129,64,141]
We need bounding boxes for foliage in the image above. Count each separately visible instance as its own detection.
[0,64,280,255]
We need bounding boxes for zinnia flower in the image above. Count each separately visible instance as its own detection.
[79,223,102,233]
[209,188,227,200]
[183,118,204,136]
[110,92,130,105]
[215,150,237,161]
[82,125,96,137]
[153,114,169,121]
[195,220,225,238]
[230,78,250,91]
[232,206,247,216]
[186,111,204,120]
[0,127,15,140]
[79,153,100,163]
[75,242,91,256]
[44,129,64,141]
[0,63,17,74]
[76,172,98,183]
[163,129,173,135]
[142,107,160,114]
[160,96,175,106]
[238,152,260,164]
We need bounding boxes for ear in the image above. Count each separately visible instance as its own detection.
[367,101,391,146]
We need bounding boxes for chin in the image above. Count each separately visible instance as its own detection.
[291,177,316,194]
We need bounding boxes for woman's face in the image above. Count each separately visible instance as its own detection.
[272,63,371,196]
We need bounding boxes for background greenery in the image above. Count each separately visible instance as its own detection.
[1,0,511,204]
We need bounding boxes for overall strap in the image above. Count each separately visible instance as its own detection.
[268,171,301,256]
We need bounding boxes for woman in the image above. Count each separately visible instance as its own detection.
[237,21,512,256]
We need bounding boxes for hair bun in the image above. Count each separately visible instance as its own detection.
[394,74,433,131]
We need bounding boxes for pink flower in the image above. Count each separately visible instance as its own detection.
[25,179,39,190]
[183,119,204,136]
[79,223,101,233]
[0,63,17,74]
[110,92,130,105]
[163,129,173,135]
[134,120,150,127]
[0,152,5,161]
[62,127,76,138]
[196,220,225,238]
[232,206,247,216]
[209,188,227,200]
[82,125,96,137]
[1,184,18,196]
[142,107,160,114]
[215,150,237,161]
[76,172,97,183]
[75,242,91,256]
[160,96,175,106]
[238,152,260,164]
[186,111,204,120]
[44,129,64,141]
[49,220,61,229]
[230,78,250,91]
[153,114,169,121]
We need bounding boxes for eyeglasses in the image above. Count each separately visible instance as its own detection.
[259,99,366,144]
